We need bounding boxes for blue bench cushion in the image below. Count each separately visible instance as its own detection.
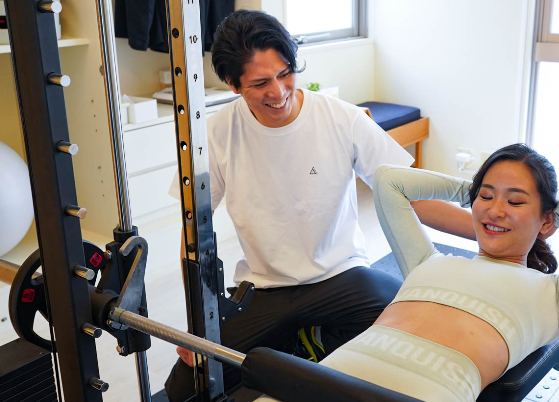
[357,101,421,131]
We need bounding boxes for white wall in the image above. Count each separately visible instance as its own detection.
[203,0,376,104]
[373,0,534,176]
[296,40,374,103]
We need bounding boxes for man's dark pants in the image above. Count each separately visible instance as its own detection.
[165,266,402,402]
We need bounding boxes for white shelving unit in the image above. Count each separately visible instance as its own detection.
[0,0,117,268]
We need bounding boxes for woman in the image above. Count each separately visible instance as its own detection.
[258,143,559,402]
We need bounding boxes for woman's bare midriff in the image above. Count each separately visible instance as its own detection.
[374,301,509,389]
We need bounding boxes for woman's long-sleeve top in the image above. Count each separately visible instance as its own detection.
[373,165,559,371]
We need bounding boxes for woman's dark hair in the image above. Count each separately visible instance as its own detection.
[469,143,558,273]
[211,10,305,89]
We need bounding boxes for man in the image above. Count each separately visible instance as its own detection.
[166,9,474,401]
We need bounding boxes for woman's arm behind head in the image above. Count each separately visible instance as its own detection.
[373,164,471,278]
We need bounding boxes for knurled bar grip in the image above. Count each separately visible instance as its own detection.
[111,308,245,368]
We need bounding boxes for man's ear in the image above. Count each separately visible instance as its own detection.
[226,78,240,94]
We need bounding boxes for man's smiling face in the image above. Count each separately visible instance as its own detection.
[227,48,302,128]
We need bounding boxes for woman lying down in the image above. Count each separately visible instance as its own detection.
[257,143,559,402]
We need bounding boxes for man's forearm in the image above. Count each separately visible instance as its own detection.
[410,200,476,241]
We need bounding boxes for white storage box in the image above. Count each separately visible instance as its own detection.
[127,96,158,124]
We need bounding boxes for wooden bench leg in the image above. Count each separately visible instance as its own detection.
[414,141,423,169]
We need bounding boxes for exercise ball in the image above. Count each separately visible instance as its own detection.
[0,141,34,257]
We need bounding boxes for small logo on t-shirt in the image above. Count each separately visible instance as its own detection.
[310,167,318,175]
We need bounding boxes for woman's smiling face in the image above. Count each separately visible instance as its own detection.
[472,160,550,265]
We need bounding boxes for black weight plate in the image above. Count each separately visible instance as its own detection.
[8,249,51,351]
[8,240,106,351]
[83,240,106,285]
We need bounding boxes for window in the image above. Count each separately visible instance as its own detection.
[283,0,366,45]
[526,0,559,170]
[531,62,559,170]
[542,0,559,42]
[551,0,559,34]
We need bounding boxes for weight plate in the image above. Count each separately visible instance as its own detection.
[8,240,107,350]
[8,249,50,351]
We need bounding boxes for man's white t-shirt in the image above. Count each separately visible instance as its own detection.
[170,88,414,288]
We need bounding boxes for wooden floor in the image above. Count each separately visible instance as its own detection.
[3,177,558,401]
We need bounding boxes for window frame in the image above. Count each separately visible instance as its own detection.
[283,0,368,45]
[525,0,559,146]
[542,0,559,42]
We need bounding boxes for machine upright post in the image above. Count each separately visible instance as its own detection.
[95,0,152,400]
[165,0,227,399]
[5,0,103,400]
[95,0,133,233]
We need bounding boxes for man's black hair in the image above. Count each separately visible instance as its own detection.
[211,10,305,89]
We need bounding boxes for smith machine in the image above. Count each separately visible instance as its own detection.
[1,0,253,400]
[0,0,421,401]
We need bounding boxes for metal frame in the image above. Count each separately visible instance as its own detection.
[525,0,545,146]
[525,0,559,146]
[95,0,133,233]
[94,0,151,398]
[5,0,102,400]
[542,0,559,42]
[6,0,244,401]
[165,0,226,399]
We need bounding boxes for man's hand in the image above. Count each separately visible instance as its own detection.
[177,346,195,367]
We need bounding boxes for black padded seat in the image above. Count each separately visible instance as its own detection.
[356,101,421,131]
[242,347,422,402]
[371,244,559,402]
[477,337,559,401]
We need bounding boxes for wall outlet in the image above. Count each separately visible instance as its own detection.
[456,152,472,164]
[456,148,475,173]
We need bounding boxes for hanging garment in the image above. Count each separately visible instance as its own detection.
[114,0,234,53]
